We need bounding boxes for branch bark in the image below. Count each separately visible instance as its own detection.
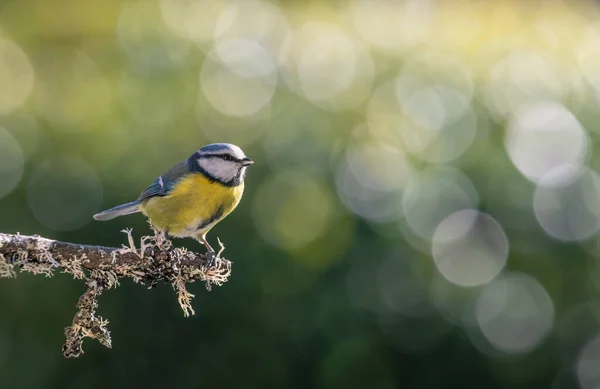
[0,229,232,358]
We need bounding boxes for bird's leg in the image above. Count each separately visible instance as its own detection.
[154,229,172,251]
[197,233,216,268]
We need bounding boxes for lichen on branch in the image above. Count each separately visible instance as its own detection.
[0,228,232,358]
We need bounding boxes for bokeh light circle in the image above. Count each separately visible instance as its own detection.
[1,114,41,158]
[335,142,413,222]
[404,89,477,164]
[429,274,480,327]
[215,38,276,78]
[32,49,113,132]
[281,22,375,111]
[402,167,479,241]
[0,127,25,200]
[476,273,555,354]
[27,156,103,231]
[213,0,292,64]
[350,0,432,53]
[575,24,600,96]
[505,101,589,186]
[0,38,35,116]
[367,55,476,164]
[117,0,190,70]
[395,79,477,163]
[200,41,277,117]
[159,0,227,46]
[485,51,565,118]
[577,335,600,389]
[533,166,600,242]
[431,210,509,287]
[253,171,336,251]
[297,25,357,101]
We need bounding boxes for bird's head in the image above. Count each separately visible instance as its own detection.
[189,143,254,186]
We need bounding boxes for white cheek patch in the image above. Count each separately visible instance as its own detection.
[199,158,239,182]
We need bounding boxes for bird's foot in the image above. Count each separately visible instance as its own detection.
[204,250,217,269]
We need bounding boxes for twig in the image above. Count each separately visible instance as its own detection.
[0,229,232,358]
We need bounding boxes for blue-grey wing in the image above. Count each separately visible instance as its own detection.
[136,161,190,201]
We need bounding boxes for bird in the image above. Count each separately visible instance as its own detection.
[93,143,254,265]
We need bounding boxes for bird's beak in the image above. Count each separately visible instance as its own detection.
[241,158,254,166]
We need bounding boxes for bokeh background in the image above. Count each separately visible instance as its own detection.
[2,0,600,387]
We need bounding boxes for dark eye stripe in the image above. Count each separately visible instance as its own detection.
[201,153,241,162]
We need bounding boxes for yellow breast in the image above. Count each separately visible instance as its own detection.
[138,173,244,237]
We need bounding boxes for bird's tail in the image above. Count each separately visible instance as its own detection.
[93,201,141,221]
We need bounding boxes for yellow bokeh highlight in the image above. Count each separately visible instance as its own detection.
[253,171,349,267]
[0,38,34,116]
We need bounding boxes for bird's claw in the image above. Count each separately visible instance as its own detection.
[205,250,217,269]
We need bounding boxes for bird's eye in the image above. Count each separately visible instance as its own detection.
[222,154,232,161]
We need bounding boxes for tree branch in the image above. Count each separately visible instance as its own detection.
[0,229,232,358]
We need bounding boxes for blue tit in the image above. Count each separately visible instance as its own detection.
[93,143,254,262]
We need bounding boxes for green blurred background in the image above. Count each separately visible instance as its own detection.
[2,0,600,387]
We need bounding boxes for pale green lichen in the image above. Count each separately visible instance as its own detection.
[0,254,15,278]
[20,262,54,277]
[174,273,196,317]
[61,254,87,280]
[63,285,111,358]
[0,227,232,358]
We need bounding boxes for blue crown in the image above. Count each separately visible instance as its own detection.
[199,143,234,153]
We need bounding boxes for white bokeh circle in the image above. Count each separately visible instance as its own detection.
[533,166,600,242]
[432,210,509,287]
[402,167,479,241]
[476,273,555,354]
[505,101,589,186]
[577,335,600,389]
